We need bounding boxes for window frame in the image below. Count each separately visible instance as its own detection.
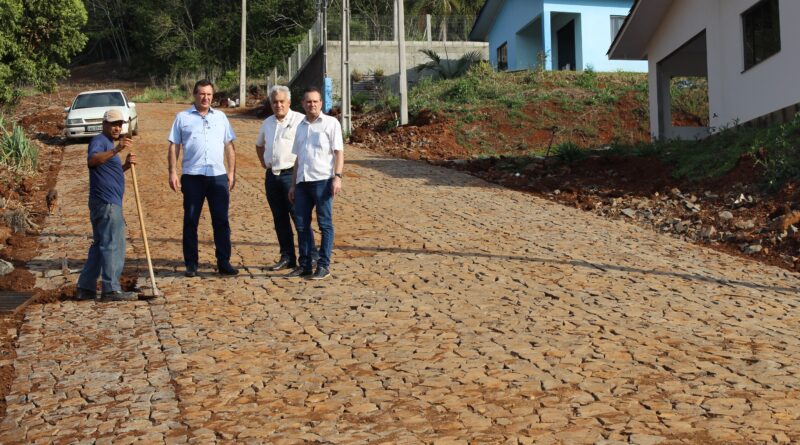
[741,0,781,72]
[497,42,508,71]
[610,15,626,41]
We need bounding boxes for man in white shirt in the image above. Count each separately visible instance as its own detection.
[288,87,344,280]
[255,85,317,271]
[167,79,238,277]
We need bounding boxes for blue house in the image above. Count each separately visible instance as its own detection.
[469,0,647,72]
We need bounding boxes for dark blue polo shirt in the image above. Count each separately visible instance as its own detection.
[87,133,124,206]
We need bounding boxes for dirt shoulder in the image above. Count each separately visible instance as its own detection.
[0,79,146,418]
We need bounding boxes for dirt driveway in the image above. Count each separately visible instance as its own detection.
[1,103,799,444]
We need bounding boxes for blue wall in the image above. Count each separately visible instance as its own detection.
[487,0,544,70]
[486,0,647,72]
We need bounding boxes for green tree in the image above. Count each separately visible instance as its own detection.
[0,0,88,105]
[248,0,318,74]
[82,0,133,64]
[97,0,316,78]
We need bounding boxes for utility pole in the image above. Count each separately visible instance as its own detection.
[322,2,328,78]
[397,0,408,125]
[340,0,351,132]
[239,0,247,108]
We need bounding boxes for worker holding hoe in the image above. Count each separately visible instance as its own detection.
[76,109,138,302]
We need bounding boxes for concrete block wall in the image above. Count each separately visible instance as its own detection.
[326,41,489,95]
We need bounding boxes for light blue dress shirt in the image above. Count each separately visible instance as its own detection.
[168,106,236,176]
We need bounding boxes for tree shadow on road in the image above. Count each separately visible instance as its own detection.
[29,244,800,295]
[347,159,496,188]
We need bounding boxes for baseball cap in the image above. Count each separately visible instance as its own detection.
[103,109,125,123]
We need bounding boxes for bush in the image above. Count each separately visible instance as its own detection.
[752,113,800,190]
[554,142,587,163]
[576,66,598,90]
[216,69,241,92]
[445,76,480,103]
[372,67,385,82]
[0,115,38,173]
[351,92,371,112]
[467,61,495,82]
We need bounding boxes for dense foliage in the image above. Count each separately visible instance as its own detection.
[0,0,88,105]
[78,0,485,78]
[0,0,485,105]
[80,0,319,77]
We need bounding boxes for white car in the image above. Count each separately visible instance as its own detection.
[63,89,139,140]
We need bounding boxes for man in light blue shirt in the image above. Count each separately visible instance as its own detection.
[167,79,238,277]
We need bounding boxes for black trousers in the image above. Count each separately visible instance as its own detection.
[181,174,231,267]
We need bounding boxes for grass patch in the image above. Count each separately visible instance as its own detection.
[132,86,190,103]
[407,68,651,159]
[585,113,800,189]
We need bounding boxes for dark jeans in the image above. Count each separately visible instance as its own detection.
[78,199,125,293]
[181,174,231,268]
[295,179,334,269]
[265,169,316,264]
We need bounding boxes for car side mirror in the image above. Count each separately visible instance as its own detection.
[63,107,70,113]
[128,102,136,108]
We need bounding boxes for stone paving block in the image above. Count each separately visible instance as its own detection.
[2,103,800,443]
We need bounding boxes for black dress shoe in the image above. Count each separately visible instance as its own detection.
[311,266,330,280]
[285,266,313,278]
[100,291,139,302]
[76,287,97,301]
[218,263,239,276]
[184,266,198,277]
[269,258,296,271]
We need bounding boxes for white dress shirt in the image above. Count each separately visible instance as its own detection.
[255,109,304,174]
[292,113,344,184]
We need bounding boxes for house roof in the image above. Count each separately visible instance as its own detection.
[608,0,674,60]
[469,0,505,41]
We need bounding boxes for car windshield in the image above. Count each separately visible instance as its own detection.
[72,92,125,109]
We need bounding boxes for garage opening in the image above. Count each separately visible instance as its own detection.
[655,31,710,139]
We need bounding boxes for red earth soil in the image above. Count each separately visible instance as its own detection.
[0,78,145,418]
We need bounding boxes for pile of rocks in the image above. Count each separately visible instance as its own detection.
[557,186,798,266]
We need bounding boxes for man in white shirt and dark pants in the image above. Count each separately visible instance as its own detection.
[288,87,344,280]
[255,85,317,271]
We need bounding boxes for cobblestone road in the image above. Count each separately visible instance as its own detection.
[2,104,800,444]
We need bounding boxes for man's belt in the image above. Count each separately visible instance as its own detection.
[271,167,294,175]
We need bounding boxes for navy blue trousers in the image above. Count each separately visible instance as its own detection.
[181,174,231,268]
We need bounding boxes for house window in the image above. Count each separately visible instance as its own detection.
[497,42,508,71]
[742,0,781,70]
[610,15,626,40]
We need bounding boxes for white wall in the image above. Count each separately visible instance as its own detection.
[645,0,800,138]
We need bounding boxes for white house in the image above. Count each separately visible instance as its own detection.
[469,0,647,72]
[609,0,800,140]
